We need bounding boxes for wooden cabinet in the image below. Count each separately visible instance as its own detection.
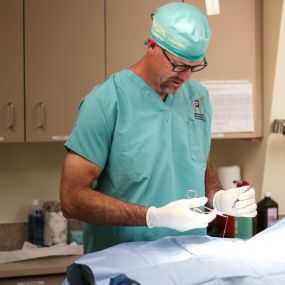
[0,275,64,285]
[106,0,182,76]
[106,0,263,139]
[0,255,79,285]
[0,0,105,142]
[0,0,24,142]
[0,0,263,142]
[185,0,263,139]
[25,0,105,142]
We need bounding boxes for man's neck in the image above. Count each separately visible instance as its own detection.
[129,61,167,101]
[160,93,168,101]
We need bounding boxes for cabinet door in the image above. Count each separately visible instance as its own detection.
[25,0,105,142]
[185,0,263,138]
[106,0,182,76]
[0,275,64,285]
[0,0,24,142]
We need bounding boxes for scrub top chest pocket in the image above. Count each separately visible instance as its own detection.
[187,118,211,163]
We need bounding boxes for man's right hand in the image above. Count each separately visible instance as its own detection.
[146,198,216,232]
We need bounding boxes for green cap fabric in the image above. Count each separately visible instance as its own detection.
[150,2,211,62]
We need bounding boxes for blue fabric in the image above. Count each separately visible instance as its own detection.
[109,274,140,285]
[65,69,212,252]
[63,218,285,285]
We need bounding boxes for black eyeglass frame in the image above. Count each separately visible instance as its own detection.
[161,48,208,73]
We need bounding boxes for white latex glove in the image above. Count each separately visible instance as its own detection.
[213,186,257,217]
[146,198,216,232]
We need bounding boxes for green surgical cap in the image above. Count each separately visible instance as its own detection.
[150,2,211,62]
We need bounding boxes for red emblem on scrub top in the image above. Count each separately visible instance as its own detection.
[192,96,205,121]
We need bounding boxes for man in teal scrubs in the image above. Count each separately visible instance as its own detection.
[60,2,257,253]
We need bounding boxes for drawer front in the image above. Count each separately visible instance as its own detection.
[0,275,65,285]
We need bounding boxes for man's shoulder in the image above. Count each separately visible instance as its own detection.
[88,70,130,96]
[82,70,125,104]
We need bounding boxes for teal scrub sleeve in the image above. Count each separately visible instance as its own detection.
[65,93,116,169]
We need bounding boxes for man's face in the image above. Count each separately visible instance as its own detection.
[159,74,186,95]
[155,46,206,94]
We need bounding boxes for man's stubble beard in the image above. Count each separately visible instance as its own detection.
[159,81,181,95]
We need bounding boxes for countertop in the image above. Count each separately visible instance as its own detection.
[0,255,80,279]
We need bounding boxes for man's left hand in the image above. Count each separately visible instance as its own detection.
[213,186,257,217]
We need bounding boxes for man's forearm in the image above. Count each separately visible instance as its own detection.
[62,186,148,226]
[60,152,148,226]
[205,157,223,208]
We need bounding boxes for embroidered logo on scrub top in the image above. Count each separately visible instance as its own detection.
[192,96,205,121]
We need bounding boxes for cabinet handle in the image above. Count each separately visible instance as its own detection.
[8,102,14,129]
[37,102,45,129]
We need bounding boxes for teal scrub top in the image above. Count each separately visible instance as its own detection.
[65,69,212,253]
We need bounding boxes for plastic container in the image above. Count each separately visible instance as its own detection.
[257,192,278,233]
[235,217,253,239]
[43,201,67,246]
[28,199,44,246]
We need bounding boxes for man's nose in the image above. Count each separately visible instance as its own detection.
[177,69,192,81]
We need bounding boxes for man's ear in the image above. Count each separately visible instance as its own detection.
[146,38,156,49]
[146,38,157,56]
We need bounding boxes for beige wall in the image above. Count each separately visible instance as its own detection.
[211,0,284,213]
[0,0,284,223]
[262,0,285,213]
[0,143,66,223]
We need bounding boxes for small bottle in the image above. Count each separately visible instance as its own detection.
[28,199,44,246]
[257,192,278,233]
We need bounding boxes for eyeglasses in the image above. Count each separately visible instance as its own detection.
[161,48,208,73]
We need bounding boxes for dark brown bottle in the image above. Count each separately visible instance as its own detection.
[257,192,278,233]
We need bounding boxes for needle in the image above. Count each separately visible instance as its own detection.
[203,206,227,218]
[232,184,253,208]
